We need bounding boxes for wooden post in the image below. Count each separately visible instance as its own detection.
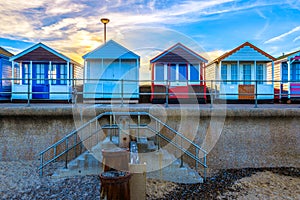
[129,163,146,200]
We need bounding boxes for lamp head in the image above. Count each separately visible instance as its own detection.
[101,18,110,24]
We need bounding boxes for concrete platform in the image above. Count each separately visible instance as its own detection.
[0,103,300,117]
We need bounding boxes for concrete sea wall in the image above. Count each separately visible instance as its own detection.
[0,105,299,171]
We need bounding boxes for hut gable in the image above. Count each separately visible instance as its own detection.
[208,42,275,66]
[277,50,300,60]
[83,40,139,59]
[15,47,66,62]
[0,47,14,58]
[10,43,71,63]
[150,43,207,63]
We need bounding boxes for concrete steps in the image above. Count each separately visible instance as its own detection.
[52,152,102,178]
[52,136,203,183]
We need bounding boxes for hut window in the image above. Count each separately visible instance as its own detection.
[51,65,57,84]
[178,64,187,81]
[291,63,300,81]
[221,64,227,84]
[59,64,67,85]
[36,64,45,84]
[22,63,30,84]
[256,64,264,84]
[243,64,251,84]
[231,64,238,84]
[52,64,67,85]
[14,64,20,84]
[155,64,164,81]
[190,64,199,81]
[282,62,288,83]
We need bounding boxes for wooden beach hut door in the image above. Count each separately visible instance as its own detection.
[32,63,49,99]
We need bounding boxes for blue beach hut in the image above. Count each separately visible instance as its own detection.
[83,40,140,103]
[10,43,82,101]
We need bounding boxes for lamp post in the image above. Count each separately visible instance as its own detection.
[101,18,110,43]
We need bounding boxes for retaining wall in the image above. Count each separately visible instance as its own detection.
[0,105,299,171]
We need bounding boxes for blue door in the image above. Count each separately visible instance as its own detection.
[32,63,49,99]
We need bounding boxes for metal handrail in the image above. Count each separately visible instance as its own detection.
[147,126,207,181]
[39,111,207,181]
[2,77,300,108]
[146,112,207,155]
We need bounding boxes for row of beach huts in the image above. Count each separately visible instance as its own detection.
[0,40,299,103]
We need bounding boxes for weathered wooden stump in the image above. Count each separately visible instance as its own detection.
[100,171,131,200]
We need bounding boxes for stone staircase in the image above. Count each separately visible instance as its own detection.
[52,136,203,183]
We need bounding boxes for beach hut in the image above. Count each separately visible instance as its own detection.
[150,43,208,103]
[82,40,140,103]
[270,50,300,101]
[206,42,275,101]
[0,47,13,99]
[10,43,82,101]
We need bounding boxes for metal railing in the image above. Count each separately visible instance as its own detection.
[0,78,300,108]
[39,111,208,181]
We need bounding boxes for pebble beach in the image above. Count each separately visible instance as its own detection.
[0,161,299,199]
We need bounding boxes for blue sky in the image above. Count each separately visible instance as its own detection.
[0,0,300,79]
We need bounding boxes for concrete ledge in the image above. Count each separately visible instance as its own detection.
[1,104,299,117]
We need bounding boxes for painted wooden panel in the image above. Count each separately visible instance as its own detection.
[49,85,71,100]
[269,61,281,98]
[205,63,217,89]
[257,84,274,99]
[12,85,30,99]
[88,60,104,80]
[15,47,66,62]
[223,46,272,61]
[290,83,300,98]
[152,46,204,63]
[219,84,239,100]
[238,85,255,100]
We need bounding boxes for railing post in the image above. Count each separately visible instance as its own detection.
[195,148,199,171]
[54,146,57,162]
[95,119,98,144]
[138,114,141,138]
[255,80,258,108]
[74,135,77,158]
[40,154,43,176]
[203,154,207,182]
[165,80,169,108]
[27,76,30,107]
[65,138,68,169]
[180,137,183,168]
[210,80,213,108]
[109,114,112,141]
[121,79,124,107]
[157,123,160,150]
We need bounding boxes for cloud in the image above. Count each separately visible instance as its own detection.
[293,36,300,42]
[45,0,86,15]
[206,50,225,62]
[264,26,300,44]
[0,0,295,65]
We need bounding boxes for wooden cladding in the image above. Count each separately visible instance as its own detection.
[15,47,66,62]
[154,47,203,63]
[238,84,255,100]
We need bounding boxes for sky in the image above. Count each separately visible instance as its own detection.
[0,0,300,79]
